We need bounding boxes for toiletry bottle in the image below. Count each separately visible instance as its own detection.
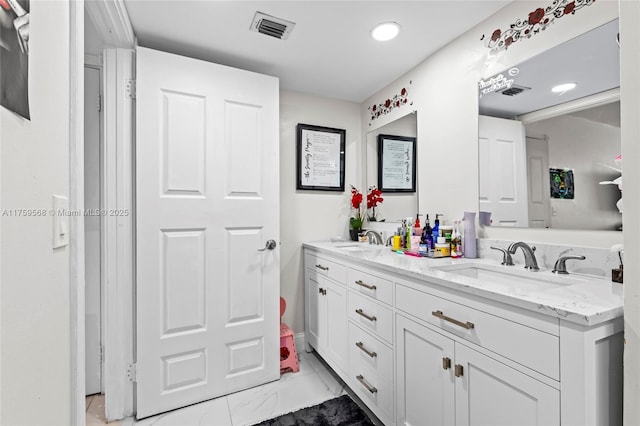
[432,214,441,248]
[450,221,459,258]
[406,218,413,250]
[400,220,407,249]
[423,215,433,251]
[393,232,401,250]
[455,220,463,258]
[414,214,422,236]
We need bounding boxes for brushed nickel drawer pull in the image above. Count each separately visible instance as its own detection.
[432,310,475,330]
[356,374,378,394]
[315,264,329,271]
[355,308,377,322]
[455,364,464,377]
[355,280,377,290]
[355,341,377,358]
[442,357,451,370]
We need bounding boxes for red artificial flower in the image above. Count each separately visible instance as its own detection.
[491,29,502,42]
[372,104,377,111]
[528,8,545,25]
[563,1,575,14]
[366,186,384,209]
[350,185,363,209]
[395,101,400,107]
[385,99,391,108]
[401,88,407,96]
[505,36,514,47]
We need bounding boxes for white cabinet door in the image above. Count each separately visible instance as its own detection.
[396,315,455,426]
[325,281,348,374]
[455,344,559,426]
[136,47,280,419]
[305,270,325,350]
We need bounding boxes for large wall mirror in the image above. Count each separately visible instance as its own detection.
[478,19,621,231]
[366,112,418,222]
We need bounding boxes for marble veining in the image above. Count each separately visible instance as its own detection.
[304,241,623,326]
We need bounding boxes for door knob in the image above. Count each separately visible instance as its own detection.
[258,239,277,251]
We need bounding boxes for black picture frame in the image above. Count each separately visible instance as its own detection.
[377,134,416,193]
[296,123,346,191]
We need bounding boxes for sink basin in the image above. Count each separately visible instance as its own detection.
[434,263,576,293]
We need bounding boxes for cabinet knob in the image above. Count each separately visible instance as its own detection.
[455,364,464,377]
[356,341,377,358]
[355,280,377,290]
[442,357,451,370]
[356,374,378,394]
[355,308,377,322]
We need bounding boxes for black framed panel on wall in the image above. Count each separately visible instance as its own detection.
[296,123,346,191]
[377,134,416,193]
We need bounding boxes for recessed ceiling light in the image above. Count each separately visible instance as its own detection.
[371,22,400,41]
[551,83,577,93]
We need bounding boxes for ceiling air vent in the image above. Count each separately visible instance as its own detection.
[250,12,295,40]
[501,85,531,97]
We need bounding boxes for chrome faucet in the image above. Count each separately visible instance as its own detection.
[364,230,384,245]
[508,242,539,271]
[552,254,586,274]
[490,246,514,266]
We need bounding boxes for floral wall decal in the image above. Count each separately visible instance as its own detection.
[368,81,412,122]
[484,0,596,53]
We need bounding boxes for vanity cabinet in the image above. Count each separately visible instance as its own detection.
[303,245,623,426]
[396,314,559,426]
[304,252,348,374]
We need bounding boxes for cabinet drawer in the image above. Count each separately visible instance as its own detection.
[349,338,394,423]
[347,268,393,306]
[348,292,393,344]
[396,284,559,380]
[305,252,346,284]
[349,322,393,381]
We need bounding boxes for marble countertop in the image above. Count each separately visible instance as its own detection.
[303,241,623,326]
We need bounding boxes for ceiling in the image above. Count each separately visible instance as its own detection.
[479,19,620,119]
[122,1,511,103]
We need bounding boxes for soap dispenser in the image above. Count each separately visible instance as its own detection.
[414,214,422,236]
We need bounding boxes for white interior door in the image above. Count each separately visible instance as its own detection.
[526,136,551,228]
[85,65,102,395]
[478,115,528,227]
[135,47,280,419]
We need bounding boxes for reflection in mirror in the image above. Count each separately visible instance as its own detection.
[478,19,621,231]
[366,112,417,222]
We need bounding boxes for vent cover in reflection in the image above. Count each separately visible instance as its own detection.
[250,12,295,40]
[501,85,531,97]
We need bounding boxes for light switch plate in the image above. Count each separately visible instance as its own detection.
[52,194,69,249]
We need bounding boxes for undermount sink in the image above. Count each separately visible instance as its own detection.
[434,263,577,292]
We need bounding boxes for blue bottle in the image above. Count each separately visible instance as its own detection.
[432,214,441,248]
[423,215,433,251]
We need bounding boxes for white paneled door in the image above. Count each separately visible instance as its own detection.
[478,115,528,227]
[135,47,280,419]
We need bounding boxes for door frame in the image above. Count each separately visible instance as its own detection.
[72,1,136,423]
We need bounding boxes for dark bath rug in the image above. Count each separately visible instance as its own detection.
[252,395,376,426]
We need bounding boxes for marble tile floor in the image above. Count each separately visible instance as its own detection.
[88,350,381,426]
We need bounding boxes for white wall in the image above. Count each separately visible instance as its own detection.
[0,1,72,424]
[526,114,621,230]
[620,1,640,424]
[280,90,361,333]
